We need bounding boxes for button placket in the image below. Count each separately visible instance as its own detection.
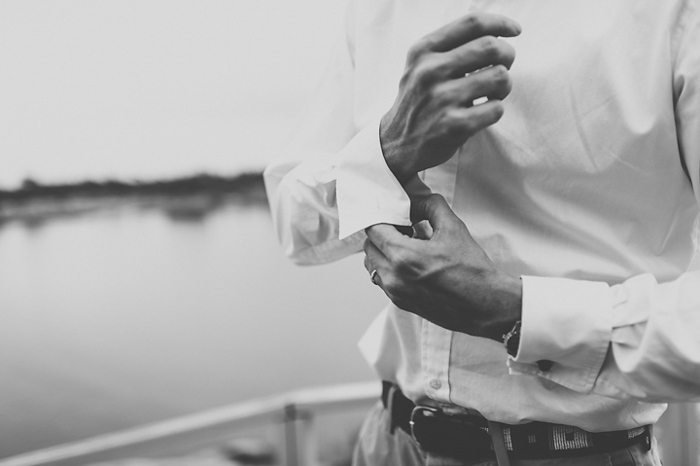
[421,320,453,401]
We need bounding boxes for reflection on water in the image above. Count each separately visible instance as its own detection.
[0,204,387,457]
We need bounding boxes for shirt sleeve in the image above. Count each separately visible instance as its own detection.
[508,2,700,403]
[263,1,411,266]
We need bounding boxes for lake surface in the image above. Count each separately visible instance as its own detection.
[0,205,386,458]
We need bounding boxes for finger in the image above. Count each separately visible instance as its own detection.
[363,252,372,274]
[412,219,434,240]
[442,35,516,77]
[365,224,411,260]
[410,194,459,234]
[363,238,391,284]
[439,99,505,143]
[435,65,513,107]
[420,13,521,54]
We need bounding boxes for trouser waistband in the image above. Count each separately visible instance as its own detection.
[381,381,651,461]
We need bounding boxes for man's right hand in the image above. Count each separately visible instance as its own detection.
[380,14,521,183]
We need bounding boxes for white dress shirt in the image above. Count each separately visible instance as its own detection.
[264,0,700,431]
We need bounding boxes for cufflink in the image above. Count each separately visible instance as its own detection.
[537,360,554,372]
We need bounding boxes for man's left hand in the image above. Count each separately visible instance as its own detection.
[363,194,522,341]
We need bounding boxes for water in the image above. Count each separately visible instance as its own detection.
[0,206,386,457]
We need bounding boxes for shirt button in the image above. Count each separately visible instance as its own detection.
[430,379,442,390]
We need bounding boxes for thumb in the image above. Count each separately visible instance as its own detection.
[410,194,459,234]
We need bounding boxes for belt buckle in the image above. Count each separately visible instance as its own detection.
[409,406,441,445]
[410,406,492,460]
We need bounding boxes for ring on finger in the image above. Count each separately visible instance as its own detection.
[370,269,380,286]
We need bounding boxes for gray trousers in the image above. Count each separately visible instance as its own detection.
[352,402,663,466]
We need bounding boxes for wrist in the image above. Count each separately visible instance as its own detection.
[379,115,416,184]
[479,273,522,342]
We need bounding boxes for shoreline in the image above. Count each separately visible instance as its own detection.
[0,173,268,224]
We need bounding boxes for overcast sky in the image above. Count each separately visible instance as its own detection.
[0,0,347,189]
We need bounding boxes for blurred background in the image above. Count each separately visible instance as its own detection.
[0,1,698,466]
[0,0,389,464]
[0,0,344,187]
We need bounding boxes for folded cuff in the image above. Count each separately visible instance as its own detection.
[510,276,613,392]
[336,119,412,239]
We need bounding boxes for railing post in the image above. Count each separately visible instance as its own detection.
[684,404,700,466]
[283,404,299,466]
[656,403,700,466]
[283,403,317,466]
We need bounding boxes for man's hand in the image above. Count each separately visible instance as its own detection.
[381,14,521,183]
[363,194,521,341]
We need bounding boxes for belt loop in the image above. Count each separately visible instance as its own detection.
[487,420,512,466]
[386,384,398,434]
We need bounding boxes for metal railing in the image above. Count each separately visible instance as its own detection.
[0,381,380,466]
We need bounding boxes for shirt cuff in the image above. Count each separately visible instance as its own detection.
[508,276,614,392]
[336,118,412,239]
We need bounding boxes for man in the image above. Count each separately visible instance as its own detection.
[264,1,700,465]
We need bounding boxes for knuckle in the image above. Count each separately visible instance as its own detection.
[392,249,409,268]
[407,37,431,62]
[377,237,390,253]
[491,64,509,81]
[490,64,512,90]
[503,43,516,67]
[394,261,411,277]
[419,55,441,74]
[383,274,397,292]
[486,101,506,122]
[410,60,438,88]
[429,82,452,106]
[397,251,422,277]
[413,60,432,78]
[493,102,505,118]
[443,107,465,124]
[426,195,447,216]
[428,57,452,80]
[393,252,414,274]
[428,88,443,107]
[479,35,500,59]
[464,14,484,34]
[462,117,481,136]
[382,275,400,298]
[399,69,412,88]
[383,237,402,254]
[442,108,470,137]
[406,44,422,64]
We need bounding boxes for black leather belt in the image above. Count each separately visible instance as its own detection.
[381,381,651,461]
